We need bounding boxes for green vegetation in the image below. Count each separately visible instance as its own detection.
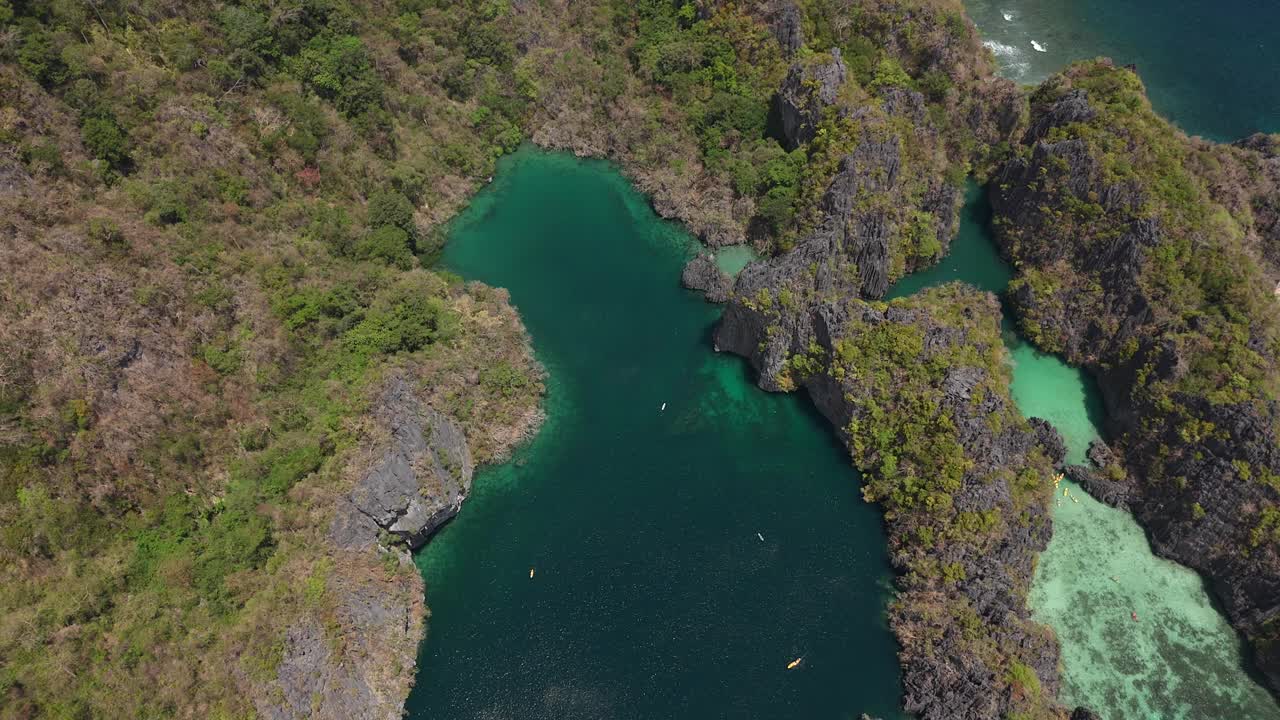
[0,1,548,715]
[0,0,1061,716]
[996,59,1280,524]
[749,283,1060,719]
[993,59,1280,687]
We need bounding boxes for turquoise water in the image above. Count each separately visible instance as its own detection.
[965,0,1280,140]
[405,147,904,719]
[711,245,758,277]
[890,182,1280,718]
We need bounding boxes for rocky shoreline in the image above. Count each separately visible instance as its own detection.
[715,281,1069,719]
[990,61,1280,695]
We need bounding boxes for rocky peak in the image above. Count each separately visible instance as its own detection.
[1024,88,1096,143]
[769,1,804,57]
[680,253,734,303]
[772,49,848,150]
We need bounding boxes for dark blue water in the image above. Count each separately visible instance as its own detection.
[967,0,1280,140]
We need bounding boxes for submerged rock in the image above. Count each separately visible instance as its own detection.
[331,376,474,551]
[681,253,733,303]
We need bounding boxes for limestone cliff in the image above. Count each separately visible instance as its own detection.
[331,378,475,552]
[254,375,493,720]
[716,283,1069,719]
[990,60,1280,693]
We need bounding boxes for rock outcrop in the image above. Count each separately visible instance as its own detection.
[716,283,1065,719]
[255,376,477,720]
[991,60,1280,695]
[767,0,804,57]
[772,49,848,151]
[680,253,733,303]
[257,572,424,720]
[331,377,474,551]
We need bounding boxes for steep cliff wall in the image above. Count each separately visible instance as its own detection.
[717,283,1072,719]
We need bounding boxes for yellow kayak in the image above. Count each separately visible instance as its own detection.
[787,657,803,670]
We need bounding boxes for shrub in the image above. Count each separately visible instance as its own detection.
[86,218,126,249]
[870,57,913,92]
[1007,661,1042,699]
[367,189,419,248]
[343,284,459,356]
[357,226,415,269]
[81,115,130,168]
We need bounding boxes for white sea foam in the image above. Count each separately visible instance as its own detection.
[983,39,1020,58]
[983,39,1031,78]
[1031,40,1047,52]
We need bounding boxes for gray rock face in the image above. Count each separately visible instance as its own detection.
[331,377,474,551]
[680,253,733,303]
[733,129,912,305]
[1029,417,1067,466]
[257,572,421,720]
[1024,88,1096,144]
[772,49,848,150]
[770,1,804,57]
[993,84,1280,696]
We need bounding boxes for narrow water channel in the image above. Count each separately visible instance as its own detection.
[406,147,904,719]
[889,182,1280,719]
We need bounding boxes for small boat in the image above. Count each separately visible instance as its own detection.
[1131,611,1139,622]
[1063,488,1069,497]
[1031,40,1047,52]
[529,568,535,579]
[757,532,765,542]
[660,402,667,411]
[787,657,803,670]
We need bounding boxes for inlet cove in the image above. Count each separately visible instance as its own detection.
[408,149,1278,719]
[4,1,1280,719]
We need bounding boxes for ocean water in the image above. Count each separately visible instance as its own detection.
[891,182,1280,718]
[965,0,1280,140]
[405,147,905,720]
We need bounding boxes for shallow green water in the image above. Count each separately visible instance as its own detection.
[711,245,758,277]
[406,147,904,719]
[891,183,1280,718]
[964,0,1280,140]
